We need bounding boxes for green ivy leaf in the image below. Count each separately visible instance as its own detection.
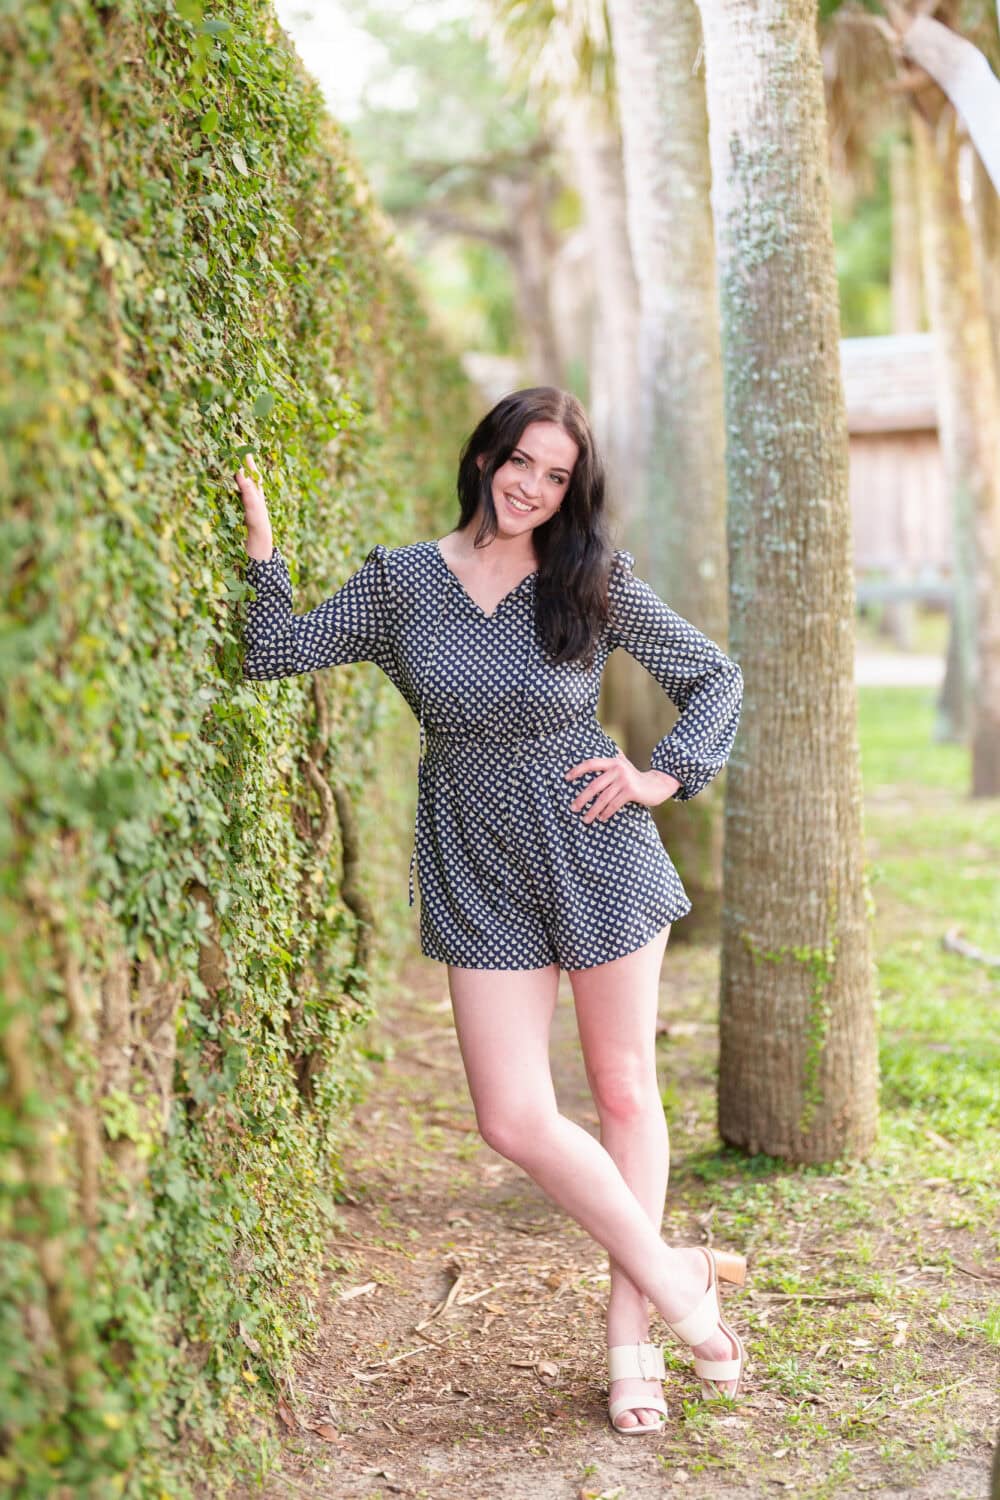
[199,107,220,135]
[231,145,249,177]
[252,391,275,419]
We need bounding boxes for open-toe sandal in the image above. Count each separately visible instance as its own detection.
[607,1341,669,1435]
[664,1246,747,1401]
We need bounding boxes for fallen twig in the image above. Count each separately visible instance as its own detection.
[413,1326,450,1348]
[859,1372,975,1414]
[941,926,1000,969]
[338,1280,378,1301]
[750,1290,877,1305]
[353,1345,428,1380]
[953,1258,1000,1282]
[414,1268,466,1329]
[456,1281,504,1306]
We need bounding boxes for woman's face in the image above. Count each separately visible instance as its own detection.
[477,420,579,537]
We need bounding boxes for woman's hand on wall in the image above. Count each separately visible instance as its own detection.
[235,453,274,561]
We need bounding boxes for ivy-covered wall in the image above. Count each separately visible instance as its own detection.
[0,1,476,1494]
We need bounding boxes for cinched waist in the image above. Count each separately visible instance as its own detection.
[423,714,609,760]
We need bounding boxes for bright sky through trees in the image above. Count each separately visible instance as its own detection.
[274,0,478,120]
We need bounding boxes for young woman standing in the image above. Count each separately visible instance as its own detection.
[235,386,746,1436]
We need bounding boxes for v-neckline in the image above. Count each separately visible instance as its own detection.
[431,539,537,621]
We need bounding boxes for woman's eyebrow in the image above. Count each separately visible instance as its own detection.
[514,446,571,476]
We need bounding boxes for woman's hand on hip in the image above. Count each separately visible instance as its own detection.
[564,754,682,823]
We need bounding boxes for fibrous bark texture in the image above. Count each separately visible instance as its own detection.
[891,135,923,334]
[697,0,878,1162]
[557,91,640,518]
[914,109,1000,795]
[605,0,729,909]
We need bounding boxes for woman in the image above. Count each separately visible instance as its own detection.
[235,386,746,1436]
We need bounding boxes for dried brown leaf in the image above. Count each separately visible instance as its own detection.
[309,1422,344,1443]
[275,1397,298,1431]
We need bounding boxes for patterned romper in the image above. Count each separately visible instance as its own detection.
[243,538,744,971]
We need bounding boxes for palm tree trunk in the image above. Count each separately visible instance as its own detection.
[882,132,922,649]
[969,146,1000,384]
[556,92,640,518]
[492,175,562,385]
[697,0,878,1163]
[605,0,729,924]
[914,109,1000,795]
[891,134,923,335]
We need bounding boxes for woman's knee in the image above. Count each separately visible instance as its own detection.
[476,1105,556,1163]
[589,1062,661,1124]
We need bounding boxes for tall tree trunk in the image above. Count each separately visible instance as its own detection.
[556,92,640,519]
[698,0,878,1163]
[969,146,1000,383]
[605,0,729,926]
[492,175,563,385]
[555,95,643,779]
[891,134,923,334]
[914,108,1000,794]
[882,132,922,649]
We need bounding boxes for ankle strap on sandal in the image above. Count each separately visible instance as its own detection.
[608,1341,666,1382]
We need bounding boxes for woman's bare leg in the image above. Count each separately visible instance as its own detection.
[445,958,740,1399]
[569,924,671,1428]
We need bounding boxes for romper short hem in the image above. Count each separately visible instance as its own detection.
[556,899,692,972]
[417,895,692,973]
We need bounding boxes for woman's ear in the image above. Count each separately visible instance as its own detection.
[475,452,485,471]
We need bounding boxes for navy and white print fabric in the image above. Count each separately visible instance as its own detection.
[243,539,743,971]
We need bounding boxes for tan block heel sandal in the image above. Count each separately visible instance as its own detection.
[665,1246,747,1400]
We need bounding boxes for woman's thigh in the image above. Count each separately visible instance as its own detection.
[446,962,562,1136]
[569,925,670,1103]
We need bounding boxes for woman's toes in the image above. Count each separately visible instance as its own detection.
[609,1376,665,1430]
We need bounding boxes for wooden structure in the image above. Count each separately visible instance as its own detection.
[840,333,950,581]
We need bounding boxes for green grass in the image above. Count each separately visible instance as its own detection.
[654,685,999,1494]
[859,686,1000,1154]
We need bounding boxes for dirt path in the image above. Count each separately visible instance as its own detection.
[236,947,996,1500]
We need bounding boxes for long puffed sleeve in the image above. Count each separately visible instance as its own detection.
[242,542,396,681]
[606,549,743,801]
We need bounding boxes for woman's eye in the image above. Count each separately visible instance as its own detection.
[512,455,526,467]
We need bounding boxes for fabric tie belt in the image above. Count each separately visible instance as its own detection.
[407,713,608,908]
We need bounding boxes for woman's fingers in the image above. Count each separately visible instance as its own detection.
[235,454,263,490]
[564,754,615,782]
[584,791,628,823]
[569,770,630,821]
[565,753,648,820]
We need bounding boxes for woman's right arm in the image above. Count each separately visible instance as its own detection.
[235,456,395,681]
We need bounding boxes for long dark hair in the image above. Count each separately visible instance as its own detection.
[455,386,615,667]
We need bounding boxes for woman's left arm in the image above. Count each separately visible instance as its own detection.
[607,549,744,801]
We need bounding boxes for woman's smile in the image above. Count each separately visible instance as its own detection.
[503,491,536,515]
